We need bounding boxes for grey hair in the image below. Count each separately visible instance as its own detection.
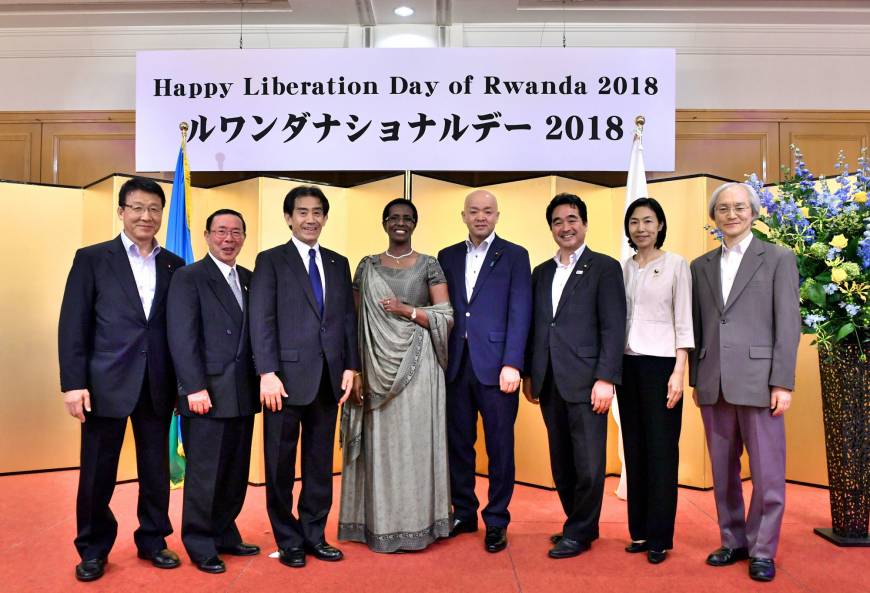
[708,182,761,220]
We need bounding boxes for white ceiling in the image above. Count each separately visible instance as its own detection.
[2,0,870,27]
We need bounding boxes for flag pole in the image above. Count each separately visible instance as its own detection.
[612,114,648,501]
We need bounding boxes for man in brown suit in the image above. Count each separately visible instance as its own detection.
[689,182,800,583]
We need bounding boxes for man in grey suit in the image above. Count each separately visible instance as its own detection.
[689,182,800,583]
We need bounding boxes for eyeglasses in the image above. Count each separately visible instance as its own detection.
[384,215,416,224]
[210,229,245,239]
[716,204,751,216]
[124,204,163,216]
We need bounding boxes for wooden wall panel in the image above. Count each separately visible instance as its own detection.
[780,122,870,178]
[40,122,135,185]
[650,121,779,183]
[0,123,40,183]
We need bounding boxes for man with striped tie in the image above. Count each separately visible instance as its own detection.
[167,209,260,574]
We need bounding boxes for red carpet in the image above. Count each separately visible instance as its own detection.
[0,471,866,593]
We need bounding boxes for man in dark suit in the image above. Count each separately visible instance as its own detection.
[250,186,359,568]
[690,182,800,582]
[58,177,185,581]
[522,193,626,559]
[437,190,532,553]
[167,209,260,574]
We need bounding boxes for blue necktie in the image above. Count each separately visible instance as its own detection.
[308,248,324,317]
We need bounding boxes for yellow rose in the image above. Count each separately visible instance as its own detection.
[800,207,810,218]
[854,191,868,204]
[831,267,848,284]
[830,234,848,250]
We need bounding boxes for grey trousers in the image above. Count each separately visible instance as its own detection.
[700,397,786,559]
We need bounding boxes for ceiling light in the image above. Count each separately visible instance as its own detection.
[394,6,414,17]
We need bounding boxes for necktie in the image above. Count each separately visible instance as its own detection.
[228,268,243,311]
[308,248,324,317]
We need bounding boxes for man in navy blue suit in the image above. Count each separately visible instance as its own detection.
[58,177,185,581]
[438,190,532,553]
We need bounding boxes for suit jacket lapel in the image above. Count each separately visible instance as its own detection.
[554,248,592,319]
[236,267,251,358]
[281,241,321,318]
[150,249,176,320]
[468,236,504,306]
[724,237,765,311]
[321,248,340,321]
[204,256,243,326]
[457,244,470,304]
[541,260,556,321]
[703,249,725,314]
[107,236,147,322]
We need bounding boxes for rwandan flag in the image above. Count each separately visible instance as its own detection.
[165,130,194,488]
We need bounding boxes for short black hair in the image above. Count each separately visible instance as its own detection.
[283,185,329,216]
[206,208,246,234]
[118,177,166,208]
[546,193,587,226]
[382,198,418,224]
[624,197,667,250]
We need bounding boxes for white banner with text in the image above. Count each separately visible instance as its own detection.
[135,48,675,172]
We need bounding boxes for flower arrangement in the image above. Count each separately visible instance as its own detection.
[746,146,870,357]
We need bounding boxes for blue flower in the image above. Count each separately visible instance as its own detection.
[823,283,839,295]
[826,246,841,261]
[804,314,827,329]
[839,302,861,317]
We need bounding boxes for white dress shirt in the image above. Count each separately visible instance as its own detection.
[208,251,242,300]
[551,244,586,316]
[720,232,753,303]
[291,235,325,297]
[120,231,160,318]
[465,230,496,299]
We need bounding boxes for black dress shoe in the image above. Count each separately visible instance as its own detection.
[449,518,479,538]
[304,541,344,562]
[548,537,590,559]
[706,546,749,566]
[217,542,260,556]
[625,541,649,553]
[550,532,563,544]
[749,557,776,582]
[484,526,507,553]
[278,547,305,568]
[75,558,106,582]
[195,556,226,574]
[647,549,667,564]
[137,548,181,569]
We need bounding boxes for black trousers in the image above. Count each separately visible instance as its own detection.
[616,354,682,550]
[539,366,607,544]
[447,347,519,528]
[180,414,255,562]
[264,370,337,550]
[75,378,173,560]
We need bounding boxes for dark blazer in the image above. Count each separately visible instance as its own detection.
[689,236,800,407]
[167,255,259,418]
[58,235,185,418]
[249,241,359,405]
[526,247,626,402]
[438,236,532,385]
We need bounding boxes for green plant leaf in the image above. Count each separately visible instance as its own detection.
[805,283,827,307]
[835,323,855,342]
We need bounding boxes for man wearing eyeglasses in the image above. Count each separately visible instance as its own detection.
[689,182,800,582]
[58,177,185,581]
[167,209,260,574]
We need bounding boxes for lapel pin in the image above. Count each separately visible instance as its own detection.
[576,270,583,275]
